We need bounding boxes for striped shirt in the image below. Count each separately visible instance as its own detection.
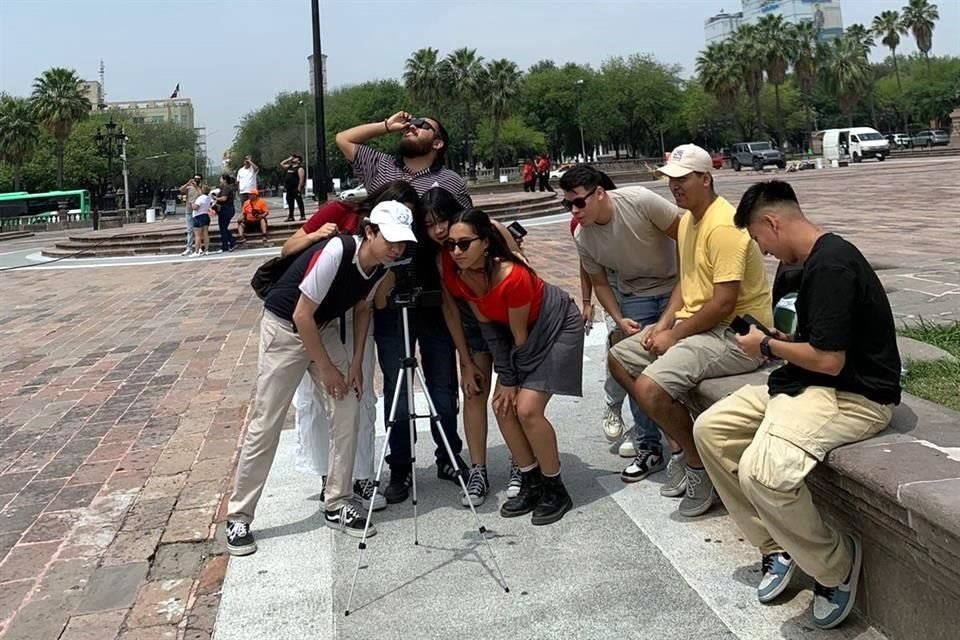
[352,145,472,209]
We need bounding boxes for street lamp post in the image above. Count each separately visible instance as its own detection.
[299,99,310,196]
[94,118,128,209]
[311,0,329,202]
[575,79,587,162]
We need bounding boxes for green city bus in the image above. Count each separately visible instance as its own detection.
[0,190,92,225]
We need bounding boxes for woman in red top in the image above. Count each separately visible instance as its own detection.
[521,159,535,193]
[441,208,583,526]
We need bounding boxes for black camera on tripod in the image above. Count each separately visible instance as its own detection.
[386,244,443,309]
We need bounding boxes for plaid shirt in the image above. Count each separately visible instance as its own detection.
[352,145,472,209]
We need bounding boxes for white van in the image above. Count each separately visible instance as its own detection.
[821,127,890,163]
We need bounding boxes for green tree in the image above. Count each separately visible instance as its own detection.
[901,0,940,69]
[826,35,872,126]
[732,24,767,135]
[757,14,795,145]
[30,67,91,189]
[441,48,485,175]
[0,95,40,191]
[403,47,443,112]
[474,116,546,167]
[873,10,908,91]
[845,24,877,125]
[696,41,741,111]
[791,20,822,150]
[482,59,522,178]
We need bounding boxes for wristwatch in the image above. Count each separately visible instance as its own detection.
[760,336,773,359]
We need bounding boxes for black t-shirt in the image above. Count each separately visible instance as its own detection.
[284,165,302,191]
[768,233,902,405]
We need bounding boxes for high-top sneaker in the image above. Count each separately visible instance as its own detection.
[531,473,573,526]
[499,467,543,518]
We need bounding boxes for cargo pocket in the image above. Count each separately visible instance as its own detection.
[744,432,817,494]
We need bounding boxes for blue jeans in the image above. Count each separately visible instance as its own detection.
[373,308,462,469]
[184,211,194,251]
[604,289,671,449]
[218,207,237,251]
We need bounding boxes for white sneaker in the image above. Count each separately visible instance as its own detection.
[180,249,193,256]
[602,406,625,441]
[196,249,206,257]
[618,435,637,458]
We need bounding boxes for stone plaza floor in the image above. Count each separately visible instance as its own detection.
[0,156,956,640]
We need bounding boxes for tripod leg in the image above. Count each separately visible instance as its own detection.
[405,361,420,545]
[345,366,407,616]
[413,365,511,593]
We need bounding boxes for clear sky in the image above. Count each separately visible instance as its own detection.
[2,0,958,160]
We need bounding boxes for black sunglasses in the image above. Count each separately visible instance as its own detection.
[443,237,480,253]
[560,186,599,211]
[409,117,435,133]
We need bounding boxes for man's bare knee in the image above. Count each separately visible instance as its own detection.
[634,375,672,412]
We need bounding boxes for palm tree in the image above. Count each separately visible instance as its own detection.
[30,67,90,189]
[441,48,485,177]
[827,36,871,127]
[791,21,821,151]
[844,24,877,125]
[732,24,766,136]
[696,41,741,111]
[482,59,522,179]
[403,47,443,111]
[872,10,907,90]
[901,0,939,70]
[0,95,40,191]
[757,14,795,146]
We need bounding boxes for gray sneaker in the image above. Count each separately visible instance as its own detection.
[758,552,796,603]
[678,467,716,517]
[660,451,687,497]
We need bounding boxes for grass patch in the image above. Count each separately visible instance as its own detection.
[899,320,960,410]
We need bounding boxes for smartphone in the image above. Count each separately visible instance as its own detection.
[731,314,773,336]
[507,221,528,240]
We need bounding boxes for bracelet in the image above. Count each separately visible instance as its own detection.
[384,119,389,133]
[582,299,592,305]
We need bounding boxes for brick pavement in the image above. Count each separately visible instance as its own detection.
[0,157,956,639]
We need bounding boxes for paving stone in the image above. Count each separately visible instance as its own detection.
[176,480,223,510]
[59,609,127,640]
[0,596,70,640]
[48,482,103,511]
[0,471,34,494]
[76,561,149,613]
[196,553,228,596]
[149,541,213,581]
[69,460,119,486]
[126,578,192,628]
[184,593,219,634]
[0,540,60,582]
[8,477,66,507]
[0,578,33,624]
[21,510,80,543]
[118,625,179,640]
[87,442,133,463]
[139,473,188,502]
[102,528,163,567]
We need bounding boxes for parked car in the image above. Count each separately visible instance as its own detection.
[730,141,786,171]
[885,133,912,149]
[339,184,367,201]
[710,151,723,169]
[549,163,575,180]
[911,129,950,148]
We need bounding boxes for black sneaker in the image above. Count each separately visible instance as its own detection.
[353,478,387,511]
[325,503,376,538]
[225,520,257,556]
[320,475,326,503]
[500,467,543,518]
[437,454,467,484]
[384,467,412,504]
[460,464,489,507]
[620,446,666,483]
[285,216,295,222]
[531,473,573,526]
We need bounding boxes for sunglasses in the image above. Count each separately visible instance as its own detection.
[443,237,480,253]
[560,186,598,211]
[408,117,435,133]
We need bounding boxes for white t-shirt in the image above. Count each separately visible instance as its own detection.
[237,166,257,193]
[575,186,680,297]
[192,194,212,217]
[299,236,386,305]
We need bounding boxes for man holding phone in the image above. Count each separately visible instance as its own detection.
[606,144,772,518]
[335,111,471,209]
[693,180,900,630]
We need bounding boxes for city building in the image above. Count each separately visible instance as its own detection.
[705,0,843,44]
[705,11,744,45]
[102,98,195,130]
[79,80,104,110]
[308,53,328,95]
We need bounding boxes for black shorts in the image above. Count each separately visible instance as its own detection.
[192,214,210,228]
[242,220,264,233]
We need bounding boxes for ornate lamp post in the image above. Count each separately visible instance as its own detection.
[94,118,127,206]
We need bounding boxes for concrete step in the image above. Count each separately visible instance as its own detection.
[0,231,35,242]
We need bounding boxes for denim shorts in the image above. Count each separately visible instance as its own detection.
[457,299,489,354]
[192,213,210,228]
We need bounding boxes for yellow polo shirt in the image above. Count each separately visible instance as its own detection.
[676,196,772,326]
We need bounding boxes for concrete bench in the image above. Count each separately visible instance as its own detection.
[682,336,959,640]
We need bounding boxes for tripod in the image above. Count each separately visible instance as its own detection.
[345,303,510,615]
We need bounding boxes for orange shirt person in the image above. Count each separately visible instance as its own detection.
[238,188,270,245]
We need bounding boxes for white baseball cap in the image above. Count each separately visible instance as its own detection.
[657,144,713,178]
[370,201,417,244]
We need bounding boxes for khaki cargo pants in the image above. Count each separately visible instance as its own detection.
[693,384,892,586]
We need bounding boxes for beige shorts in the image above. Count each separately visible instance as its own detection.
[609,325,761,399]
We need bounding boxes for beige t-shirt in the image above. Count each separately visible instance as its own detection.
[575,186,679,297]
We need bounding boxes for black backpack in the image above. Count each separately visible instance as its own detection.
[250,253,300,300]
